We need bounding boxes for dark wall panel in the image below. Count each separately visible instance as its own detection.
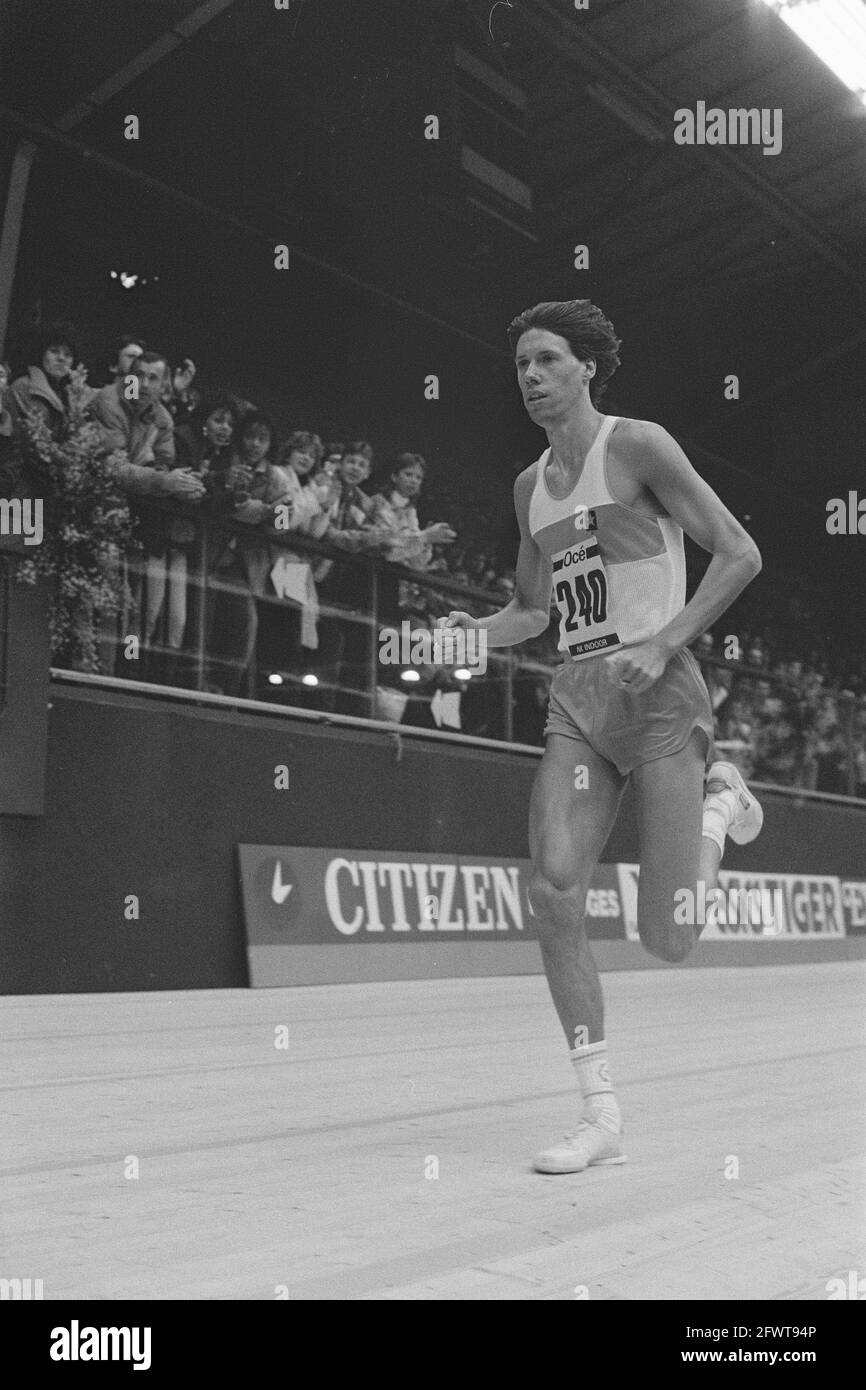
[0,684,864,993]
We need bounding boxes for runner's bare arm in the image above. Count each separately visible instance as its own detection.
[439,467,552,646]
[633,422,761,658]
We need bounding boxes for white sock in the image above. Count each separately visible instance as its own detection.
[701,788,737,855]
[570,1040,621,1133]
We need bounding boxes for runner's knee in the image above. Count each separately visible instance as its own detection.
[528,869,588,933]
[639,922,694,963]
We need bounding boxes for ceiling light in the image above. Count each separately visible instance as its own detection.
[760,0,866,104]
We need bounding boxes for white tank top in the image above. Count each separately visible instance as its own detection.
[528,415,686,661]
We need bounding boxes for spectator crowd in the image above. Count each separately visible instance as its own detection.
[0,320,863,796]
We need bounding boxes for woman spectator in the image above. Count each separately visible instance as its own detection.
[369,453,456,579]
[180,392,243,499]
[313,441,386,714]
[254,430,333,677]
[276,431,332,538]
[156,392,244,684]
[207,411,291,695]
[7,322,91,442]
[367,452,456,633]
[1,325,95,568]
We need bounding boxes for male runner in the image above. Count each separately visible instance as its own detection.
[439,300,764,1174]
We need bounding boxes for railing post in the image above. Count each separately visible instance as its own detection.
[504,648,514,744]
[368,558,379,719]
[194,514,209,692]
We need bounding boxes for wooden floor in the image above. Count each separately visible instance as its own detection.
[2,961,864,1300]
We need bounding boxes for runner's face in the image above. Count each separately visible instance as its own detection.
[515,329,588,421]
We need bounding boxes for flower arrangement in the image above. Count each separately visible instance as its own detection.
[14,392,139,672]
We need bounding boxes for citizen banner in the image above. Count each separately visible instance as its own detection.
[237,845,625,954]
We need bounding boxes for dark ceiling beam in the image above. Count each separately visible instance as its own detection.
[614,3,752,82]
[0,103,512,362]
[53,0,241,132]
[519,0,865,297]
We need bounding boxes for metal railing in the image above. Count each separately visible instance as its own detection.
[54,497,863,799]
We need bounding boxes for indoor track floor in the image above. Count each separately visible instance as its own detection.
[2,961,864,1300]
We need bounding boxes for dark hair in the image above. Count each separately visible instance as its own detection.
[323,440,345,459]
[391,451,426,478]
[36,320,80,364]
[344,439,374,462]
[506,300,622,405]
[114,333,147,359]
[197,391,239,426]
[131,349,169,372]
[238,409,275,451]
[281,430,323,465]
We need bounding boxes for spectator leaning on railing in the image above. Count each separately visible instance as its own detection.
[90,350,206,675]
[0,323,95,553]
[175,390,242,497]
[319,441,377,549]
[367,452,456,631]
[160,390,244,684]
[253,430,333,669]
[89,349,207,506]
[314,439,385,591]
[1,323,98,510]
[368,452,456,573]
[7,322,95,438]
[312,440,385,713]
[206,410,293,695]
[276,430,332,540]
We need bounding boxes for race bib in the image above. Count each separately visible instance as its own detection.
[551,538,622,660]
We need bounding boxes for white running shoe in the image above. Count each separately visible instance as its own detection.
[533,1118,627,1174]
[705,760,764,845]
